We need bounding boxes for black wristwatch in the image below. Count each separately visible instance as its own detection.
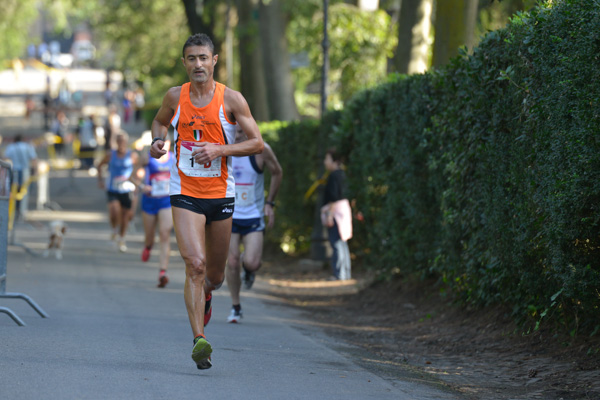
[151,137,164,146]
[265,201,276,207]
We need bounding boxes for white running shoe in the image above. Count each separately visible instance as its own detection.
[118,240,127,253]
[227,307,243,323]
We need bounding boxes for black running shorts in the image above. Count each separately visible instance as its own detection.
[107,191,133,209]
[170,195,234,224]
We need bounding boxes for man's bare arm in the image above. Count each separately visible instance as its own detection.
[262,143,282,203]
[223,89,264,157]
[96,153,111,189]
[262,142,282,228]
[150,87,180,158]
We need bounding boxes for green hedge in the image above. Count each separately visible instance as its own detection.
[265,0,600,334]
[259,119,321,254]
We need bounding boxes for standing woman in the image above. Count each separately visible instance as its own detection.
[97,132,138,252]
[133,139,174,288]
[321,147,352,280]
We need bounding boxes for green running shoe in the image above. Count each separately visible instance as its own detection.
[192,336,213,370]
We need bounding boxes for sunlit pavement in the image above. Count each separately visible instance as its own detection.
[0,68,460,400]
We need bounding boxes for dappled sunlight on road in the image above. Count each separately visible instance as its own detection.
[262,315,395,333]
[26,209,105,223]
[268,278,358,288]
[265,276,372,296]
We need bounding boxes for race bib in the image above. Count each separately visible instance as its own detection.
[178,141,222,178]
[111,175,133,192]
[150,171,170,197]
[235,184,255,207]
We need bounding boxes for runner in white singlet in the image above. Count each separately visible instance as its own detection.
[225,126,282,323]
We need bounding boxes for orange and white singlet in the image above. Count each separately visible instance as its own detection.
[169,82,236,199]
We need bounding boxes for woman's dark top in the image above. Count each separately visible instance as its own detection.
[323,169,346,204]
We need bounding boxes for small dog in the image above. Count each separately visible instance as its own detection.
[43,221,67,260]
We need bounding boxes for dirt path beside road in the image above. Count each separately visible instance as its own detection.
[261,256,600,400]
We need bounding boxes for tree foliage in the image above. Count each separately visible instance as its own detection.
[267,0,600,335]
[477,0,538,38]
[0,0,539,112]
[89,0,189,101]
[288,3,397,115]
[0,0,42,62]
[0,0,108,62]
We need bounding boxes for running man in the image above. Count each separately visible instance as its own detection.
[149,33,264,370]
[97,132,138,252]
[226,126,282,323]
[133,139,174,288]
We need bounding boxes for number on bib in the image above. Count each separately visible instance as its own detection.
[178,141,222,178]
[235,184,255,207]
[150,171,170,197]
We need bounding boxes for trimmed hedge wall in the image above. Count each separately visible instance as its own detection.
[266,0,600,334]
[259,111,342,254]
[259,120,320,254]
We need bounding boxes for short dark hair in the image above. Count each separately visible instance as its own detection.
[182,33,215,58]
[325,147,343,163]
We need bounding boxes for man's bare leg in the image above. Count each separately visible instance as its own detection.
[157,208,173,271]
[173,206,214,370]
[172,207,208,338]
[141,211,157,249]
[226,233,242,306]
[204,217,233,294]
[241,231,264,272]
[117,205,131,252]
[119,207,130,238]
[141,211,156,263]
[241,231,263,289]
[108,200,120,238]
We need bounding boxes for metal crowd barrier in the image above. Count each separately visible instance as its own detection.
[0,160,48,326]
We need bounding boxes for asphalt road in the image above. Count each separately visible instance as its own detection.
[0,177,464,400]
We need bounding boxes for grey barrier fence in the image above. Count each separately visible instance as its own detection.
[0,160,48,326]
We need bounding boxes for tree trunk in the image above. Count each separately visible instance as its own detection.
[180,0,220,57]
[225,0,235,89]
[393,0,433,74]
[259,0,300,121]
[237,0,269,121]
[431,0,478,68]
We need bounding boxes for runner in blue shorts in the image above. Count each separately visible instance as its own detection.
[225,126,282,322]
[133,139,174,287]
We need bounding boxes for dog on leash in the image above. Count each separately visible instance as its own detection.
[43,220,67,260]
